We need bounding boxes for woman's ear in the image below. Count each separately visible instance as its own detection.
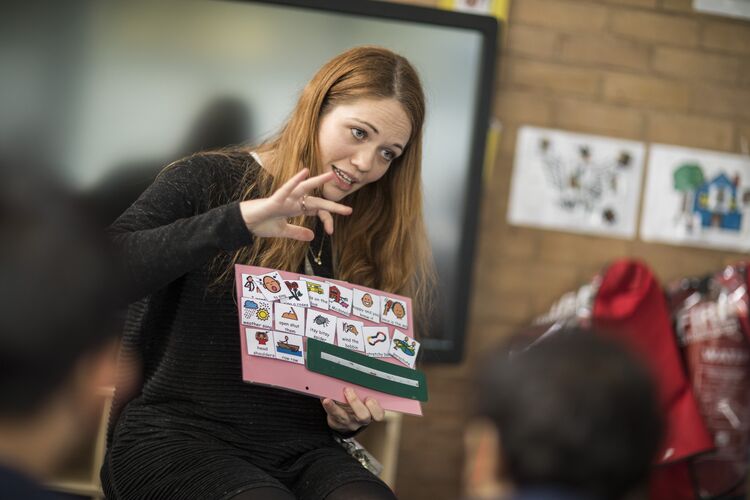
[463,417,510,499]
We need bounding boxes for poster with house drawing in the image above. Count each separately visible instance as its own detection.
[508,126,645,239]
[641,144,750,251]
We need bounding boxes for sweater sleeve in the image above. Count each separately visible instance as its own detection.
[108,156,253,303]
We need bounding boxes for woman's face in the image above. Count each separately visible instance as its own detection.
[317,97,412,202]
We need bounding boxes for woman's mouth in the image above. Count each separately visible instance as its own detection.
[332,165,356,189]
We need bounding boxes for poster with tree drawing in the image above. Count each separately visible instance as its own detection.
[507,126,645,238]
[641,144,750,251]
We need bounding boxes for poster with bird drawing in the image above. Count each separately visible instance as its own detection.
[641,144,750,251]
[508,126,645,239]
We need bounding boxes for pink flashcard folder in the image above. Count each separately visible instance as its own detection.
[234,264,424,416]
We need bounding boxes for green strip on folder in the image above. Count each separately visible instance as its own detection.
[306,338,428,402]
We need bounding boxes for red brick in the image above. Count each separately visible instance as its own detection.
[738,123,750,153]
[702,21,750,56]
[465,322,520,354]
[486,259,582,303]
[653,47,741,84]
[490,225,540,262]
[740,60,750,87]
[507,24,561,58]
[494,89,554,124]
[611,10,699,46]
[629,241,724,283]
[560,33,651,72]
[603,72,690,111]
[647,112,735,151]
[603,0,657,7]
[385,0,437,5]
[554,97,645,139]
[691,84,750,121]
[513,0,608,32]
[660,0,692,12]
[498,124,520,157]
[537,232,632,265]
[503,58,602,97]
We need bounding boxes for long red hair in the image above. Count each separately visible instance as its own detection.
[224,46,435,334]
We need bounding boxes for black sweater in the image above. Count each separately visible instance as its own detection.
[106,151,341,453]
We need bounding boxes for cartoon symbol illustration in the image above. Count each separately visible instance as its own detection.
[256,308,271,321]
[244,276,256,292]
[276,335,302,356]
[307,282,324,295]
[343,323,359,335]
[262,275,281,293]
[602,208,617,225]
[281,308,299,321]
[367,331,387,346]
[383,300,406,319]
[393,339,416,356]
[329,286,349,308]
[255,331,269,345]
[537,136,632,218]
[361,293,374,308]
[285,281,303,301]
[244,300,259,310]
[313,315,330,327]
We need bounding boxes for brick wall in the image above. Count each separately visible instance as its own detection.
[387,1,750,498]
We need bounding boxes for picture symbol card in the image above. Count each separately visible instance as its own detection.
[328,282,353,316]
[381,296,408,329]
[336,318,365,352]
[241,274,266,299]
[280,279,311,308]
[389,329,420,368]
[363,326,390,358]
[352,288,381,323]
[305,310,337,344]
[242,299,274,330]
[255,271,290,302]
[274,304,305,336]
[274,332,305,364]
[246,328,276,359]
[305,278,330,310]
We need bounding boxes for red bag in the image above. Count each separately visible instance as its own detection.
[517,260,717,499]
[668,263,750,498]
[593,260,714,466]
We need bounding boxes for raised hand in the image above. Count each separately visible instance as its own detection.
[240,169,352,240]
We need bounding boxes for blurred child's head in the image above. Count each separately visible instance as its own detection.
[465,328,662,500]
[0,164,120,475]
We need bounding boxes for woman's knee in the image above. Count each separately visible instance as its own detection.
[323,480,397,500]
[229,486,296,500]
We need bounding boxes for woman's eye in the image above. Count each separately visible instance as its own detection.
[351,128,366,140]
[382,149,395,162]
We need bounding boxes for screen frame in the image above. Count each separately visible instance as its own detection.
[234,0,499,363]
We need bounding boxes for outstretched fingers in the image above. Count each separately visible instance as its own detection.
[318,210,334,235]
[293,171,336,197]
[281,223,314,242]
[273,168,310,201]
[304,196,352,217]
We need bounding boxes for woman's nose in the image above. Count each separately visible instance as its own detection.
[351,148,375,173]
